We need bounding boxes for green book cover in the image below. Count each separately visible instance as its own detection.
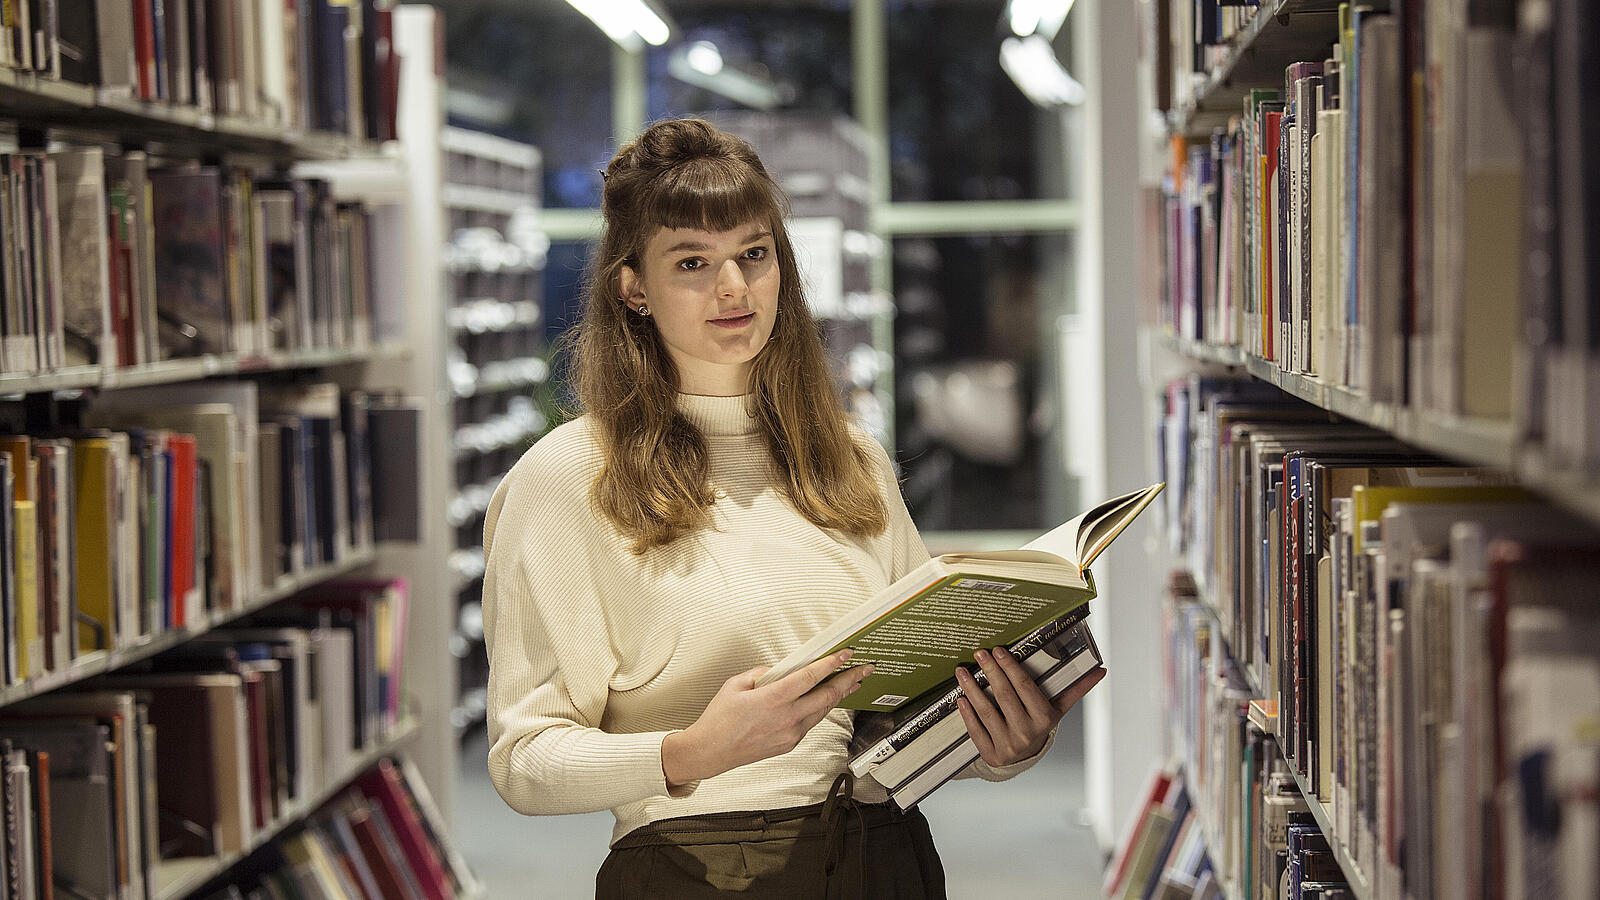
[757,482,1163,712]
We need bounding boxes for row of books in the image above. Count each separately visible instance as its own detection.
[1156,584,1360,900]
[0,581,407,899]
[1119,762,1354,900]
[198,757,473,900]
[1154,372,1600,899]
[7,0,400,139]
[846,612,1103,810]
[1151,0,1600,467]
[1102,767,1211,900]
[2,146,396,378]
[0,381,423,680]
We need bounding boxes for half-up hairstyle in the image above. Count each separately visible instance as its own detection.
[570,117,887,553]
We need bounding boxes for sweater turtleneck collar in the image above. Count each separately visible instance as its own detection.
[677,393,760,438]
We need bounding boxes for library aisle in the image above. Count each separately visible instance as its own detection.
[454,711,1105,899]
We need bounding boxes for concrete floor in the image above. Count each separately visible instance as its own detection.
[453,708,1107,899]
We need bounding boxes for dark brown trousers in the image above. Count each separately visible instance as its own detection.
[595,780,946,899]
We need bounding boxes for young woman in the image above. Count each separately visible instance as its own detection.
[481,117,1105,898]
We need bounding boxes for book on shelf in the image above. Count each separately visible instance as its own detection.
[201,754,472,900]
[366,398,423,543]
[755,481,1163,712]
[5,690,159,900]
[0,721,117,898]
[1,152,392,376]
[353,758,454,900]
[0,381,379,680]
[1,0,400,139]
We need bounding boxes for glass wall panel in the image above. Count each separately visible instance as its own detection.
[893,232,1069,531]
[885,0,1066,202]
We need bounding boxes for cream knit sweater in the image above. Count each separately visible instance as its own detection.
[482,394,1042,845]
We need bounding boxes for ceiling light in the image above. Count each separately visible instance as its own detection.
[667,43,785,109]
[685,41,723,75]
[565,0,670,50]
[1000,35,1085,107]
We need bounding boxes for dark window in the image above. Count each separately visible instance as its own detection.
[886,1,1062,202]
[645,4,854,119]
[440,0,614,209]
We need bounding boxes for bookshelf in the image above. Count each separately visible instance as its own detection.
[153,716,422,900]
[0,0,484,894]
[1177,588,1375,900]
[1130,0,1600,898]
[435,124,549,742]
[708,111,893,444]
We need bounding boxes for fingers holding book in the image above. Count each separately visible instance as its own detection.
[955,649,1107,768]
[661,651,875,788]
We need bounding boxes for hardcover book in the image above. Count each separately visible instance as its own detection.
[755,482,1162,711]
[867,617,1103,811]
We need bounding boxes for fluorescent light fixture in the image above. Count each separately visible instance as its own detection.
[1000,34,1085,107]
[667,41,785,109]
[565,0,670,49]
[1008,0,1076,40]
[684,41,723,76]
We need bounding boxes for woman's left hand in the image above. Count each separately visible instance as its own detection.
[954,647,1108,767]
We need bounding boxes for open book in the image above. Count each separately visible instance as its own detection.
[754,482,1164,711]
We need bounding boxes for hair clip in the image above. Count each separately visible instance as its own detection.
[599,168,609,181]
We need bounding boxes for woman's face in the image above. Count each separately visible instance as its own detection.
[621,219,780,397]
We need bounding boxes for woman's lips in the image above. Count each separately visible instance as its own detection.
[709,312,755,329]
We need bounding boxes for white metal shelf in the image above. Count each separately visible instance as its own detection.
[443,183,537,215]
[1169,0,1344,137]
[0,69,383,158]
[0,343,407,396]
[0,549,376,707]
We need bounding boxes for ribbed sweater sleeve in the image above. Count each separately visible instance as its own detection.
[481,428,679,816]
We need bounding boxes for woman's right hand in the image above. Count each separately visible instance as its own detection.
[661,650,872,788]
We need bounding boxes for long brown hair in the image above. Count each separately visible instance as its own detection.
[568,117,887,553]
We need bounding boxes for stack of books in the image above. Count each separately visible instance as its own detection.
[850,612,1101,810]
[757,483,1163,809]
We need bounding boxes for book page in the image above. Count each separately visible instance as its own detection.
[836,575,1092,711]
[1025,482,1164,570]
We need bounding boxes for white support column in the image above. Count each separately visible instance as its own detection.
[388,4,459,823]
[1073,0,1166,849]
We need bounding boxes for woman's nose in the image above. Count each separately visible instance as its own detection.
[716,259,748,298]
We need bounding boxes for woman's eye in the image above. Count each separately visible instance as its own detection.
[677,258,705,272]
[742,247,769,261]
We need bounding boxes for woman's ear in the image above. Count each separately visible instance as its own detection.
[618,265,644,307]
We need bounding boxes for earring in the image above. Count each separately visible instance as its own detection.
[637,304,651,317]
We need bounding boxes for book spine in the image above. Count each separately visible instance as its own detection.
[852,604,1091,773]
